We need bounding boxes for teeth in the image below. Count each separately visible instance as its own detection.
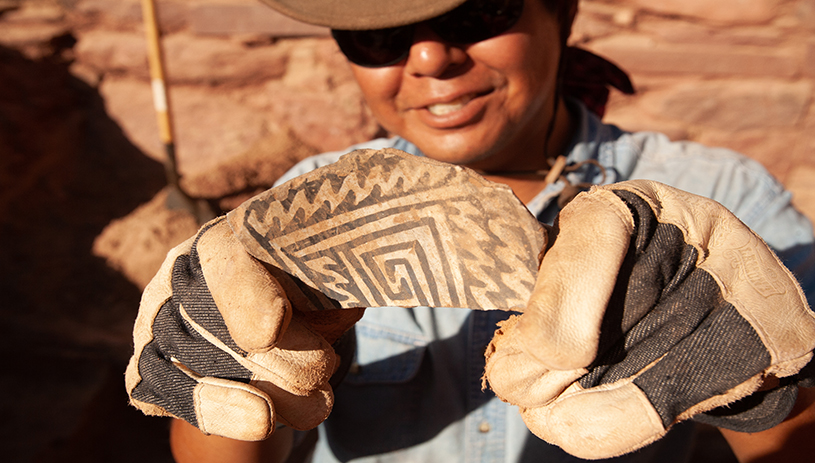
[427,95,473,116]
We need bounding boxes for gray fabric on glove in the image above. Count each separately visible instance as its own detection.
[484,180,815,460]
[125,218,359,440]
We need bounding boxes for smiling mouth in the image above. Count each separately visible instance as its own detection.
[426,95,476,116]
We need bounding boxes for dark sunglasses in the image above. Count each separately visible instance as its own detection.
[331,0,524,68]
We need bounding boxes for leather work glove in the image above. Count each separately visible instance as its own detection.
[484,180,815,460]
[126,148,546,441]
[125,216,364,440]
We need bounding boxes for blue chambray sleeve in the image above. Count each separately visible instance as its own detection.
[748,190,815,310]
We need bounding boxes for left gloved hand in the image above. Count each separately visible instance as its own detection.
[126,147,549,437]
[484,180,815,460]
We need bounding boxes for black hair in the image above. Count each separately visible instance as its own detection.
[539,0,574,161]
[539,0,559,13]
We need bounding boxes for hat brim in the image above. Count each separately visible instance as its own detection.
[259,0,470,30]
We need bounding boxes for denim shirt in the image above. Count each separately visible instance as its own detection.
[275,102,815,463]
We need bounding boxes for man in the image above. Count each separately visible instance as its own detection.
[128,1,815,462]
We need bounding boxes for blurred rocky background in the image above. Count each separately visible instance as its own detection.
[0,0,812,461]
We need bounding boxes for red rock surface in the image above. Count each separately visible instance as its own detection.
[3,0,813,461]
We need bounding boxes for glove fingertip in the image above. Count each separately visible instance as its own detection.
[197,219,292,352]
[270,384,334,431]
[521,189,635,371]
[484,315,583,408]
[515,311,596,371]
[194,377,275,441]
[523,382,665,460]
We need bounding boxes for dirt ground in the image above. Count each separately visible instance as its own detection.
[0,42,176,462]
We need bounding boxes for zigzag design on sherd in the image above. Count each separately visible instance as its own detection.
[227,148,546,311]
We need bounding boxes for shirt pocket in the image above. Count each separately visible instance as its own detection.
[326,316,436,458]
[343,320,427,385]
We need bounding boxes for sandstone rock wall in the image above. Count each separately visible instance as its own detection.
[4,0,812,216]
[3,0,813,290]
[572,0,815,217]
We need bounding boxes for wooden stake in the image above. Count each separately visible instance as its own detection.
[140,0,215,223]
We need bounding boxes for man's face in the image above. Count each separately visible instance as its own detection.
[349,0,563,172]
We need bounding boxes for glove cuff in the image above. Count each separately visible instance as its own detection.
[694,383,798,432]
[696,354,815,432]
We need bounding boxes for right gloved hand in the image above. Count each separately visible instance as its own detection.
[483,180,815,459]
[124,217,363,441]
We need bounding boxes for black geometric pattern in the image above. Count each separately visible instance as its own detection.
[227,149,547,310]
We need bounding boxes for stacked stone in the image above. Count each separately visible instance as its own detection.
[3,0,812,218]
[2,0,813,215]
[573,0,815,219]
[1,0,380,192]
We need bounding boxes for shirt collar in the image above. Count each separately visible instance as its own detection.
[391,100,626,218]
[526,100,626,217]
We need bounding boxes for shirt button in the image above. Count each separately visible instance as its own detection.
[478,421,491,433]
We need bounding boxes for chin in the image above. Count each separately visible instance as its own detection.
[411,135,498,167]
[416,148,487,167]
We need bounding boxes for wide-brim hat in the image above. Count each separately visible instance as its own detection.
[259,0,470,30]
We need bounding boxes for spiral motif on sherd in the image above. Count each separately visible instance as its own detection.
[227,148,546,311]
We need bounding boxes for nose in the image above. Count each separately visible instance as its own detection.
[404,24,468,77]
